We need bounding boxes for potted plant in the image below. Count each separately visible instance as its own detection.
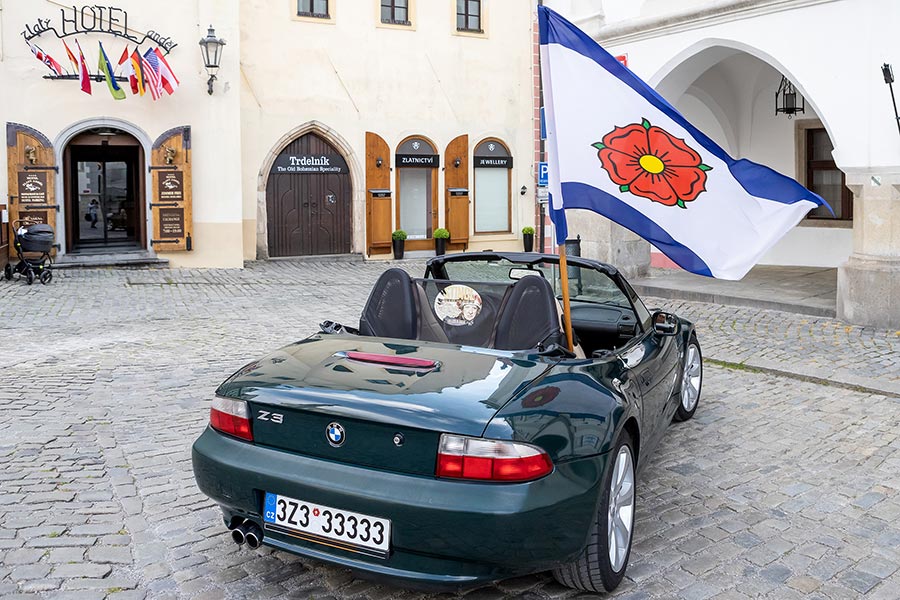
[434,228,450,256]
[392,230,407,259]
[522,226,535,252]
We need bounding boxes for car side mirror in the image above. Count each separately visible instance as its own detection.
[652,311,679,336]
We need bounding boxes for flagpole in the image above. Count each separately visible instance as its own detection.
[558,242,575,352]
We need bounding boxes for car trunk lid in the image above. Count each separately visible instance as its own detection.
[217,335,553,476]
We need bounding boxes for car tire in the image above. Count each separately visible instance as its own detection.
[673,334,702,422]
[552,431,635,593]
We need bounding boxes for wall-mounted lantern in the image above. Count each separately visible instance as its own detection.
[882,63,900,138]
[775,75,805,118]
[520,185,528,196]
[199,25,226,95]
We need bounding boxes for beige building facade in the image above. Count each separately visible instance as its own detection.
[1,0,538,270]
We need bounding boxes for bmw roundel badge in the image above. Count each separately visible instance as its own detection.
[326,422,345,447]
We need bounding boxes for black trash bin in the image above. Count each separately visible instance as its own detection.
[564,235,583,295]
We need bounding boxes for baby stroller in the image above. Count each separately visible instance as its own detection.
[4,219,54,285]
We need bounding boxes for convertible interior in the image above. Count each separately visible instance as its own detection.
[358,265,644,357]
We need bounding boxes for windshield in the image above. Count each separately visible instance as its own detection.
[439,258,632,308]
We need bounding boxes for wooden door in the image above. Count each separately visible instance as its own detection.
[444,134,469,248]
[150,127,193,252]
[266,133,352,257]
[6,123,58,258]
[366,132,392,255]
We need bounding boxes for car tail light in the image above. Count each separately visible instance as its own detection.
[210,397,253,441]
[436,434,553,482]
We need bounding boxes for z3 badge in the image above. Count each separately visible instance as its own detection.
[257,410,284,424]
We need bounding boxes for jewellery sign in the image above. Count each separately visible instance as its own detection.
[17,172,49,204]
[396,154,439,167]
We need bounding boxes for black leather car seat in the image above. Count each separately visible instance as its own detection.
[358,268,417,340]
[494,276,564,350]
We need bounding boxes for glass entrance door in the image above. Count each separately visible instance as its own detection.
[69,146,141,252]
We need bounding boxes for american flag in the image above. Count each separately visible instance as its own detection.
[141,48,162,100]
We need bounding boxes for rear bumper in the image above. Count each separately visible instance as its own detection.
[192,427,609,590]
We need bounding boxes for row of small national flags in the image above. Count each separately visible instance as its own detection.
[26,39,178,101]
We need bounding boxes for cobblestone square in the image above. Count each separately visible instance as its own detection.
[1,260,899,599]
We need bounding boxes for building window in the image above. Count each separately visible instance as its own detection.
[396,137,439,240]
[456,0,482,33]
[298,0,329,18]
[805,129,851,220]
[381,0,410,25]
[474,139,512,233]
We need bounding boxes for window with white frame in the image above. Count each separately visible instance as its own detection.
[473,139,512,233]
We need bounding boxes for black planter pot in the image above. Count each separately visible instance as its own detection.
[523,233,534,252]
[392,239,405,259]
[435,238,447,256]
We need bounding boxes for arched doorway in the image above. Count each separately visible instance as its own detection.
[266,132,352,257]
[650,45,852,268]
[63,127,146,253]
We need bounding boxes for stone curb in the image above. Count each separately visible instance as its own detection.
[632,283,837,318]
[707,357,900,399]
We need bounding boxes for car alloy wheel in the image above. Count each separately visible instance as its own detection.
[607,444,635,573]
[681,342,702,412]
[552,431,635,592]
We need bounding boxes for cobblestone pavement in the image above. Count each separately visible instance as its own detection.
[1,259,899,599]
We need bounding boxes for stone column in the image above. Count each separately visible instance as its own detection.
[837,172,900,329]
[565,209,650,279]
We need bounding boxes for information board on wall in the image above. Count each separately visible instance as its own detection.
[17,172,48,204]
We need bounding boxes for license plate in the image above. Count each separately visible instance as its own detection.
[262,492,391,557]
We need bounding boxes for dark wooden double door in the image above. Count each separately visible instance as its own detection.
[266,133,352,257]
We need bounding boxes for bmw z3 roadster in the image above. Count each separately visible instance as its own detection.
[192,252,702,593]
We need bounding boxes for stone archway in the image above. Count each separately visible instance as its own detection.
[54,118,153,257]
[644,40,853,270]
[257,121,363,259]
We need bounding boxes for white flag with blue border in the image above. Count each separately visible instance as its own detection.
[539,7,830,280]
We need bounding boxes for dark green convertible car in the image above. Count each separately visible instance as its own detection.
[192,252,702,593]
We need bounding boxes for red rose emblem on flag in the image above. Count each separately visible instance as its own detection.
[593,118,712,208]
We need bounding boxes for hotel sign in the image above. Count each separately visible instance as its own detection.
[17,172,48,204]
[22,5,177,53]
[157,172,184,202]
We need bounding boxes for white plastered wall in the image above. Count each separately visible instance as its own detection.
[0,0,244,267]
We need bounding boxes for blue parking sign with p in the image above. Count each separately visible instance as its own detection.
[538,162,549,187]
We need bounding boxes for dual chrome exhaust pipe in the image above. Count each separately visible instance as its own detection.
[228,518,263,549]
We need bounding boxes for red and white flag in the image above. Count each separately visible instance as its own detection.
[153,48,179,94]
[26,40,65,76]
[74,39,91,94]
